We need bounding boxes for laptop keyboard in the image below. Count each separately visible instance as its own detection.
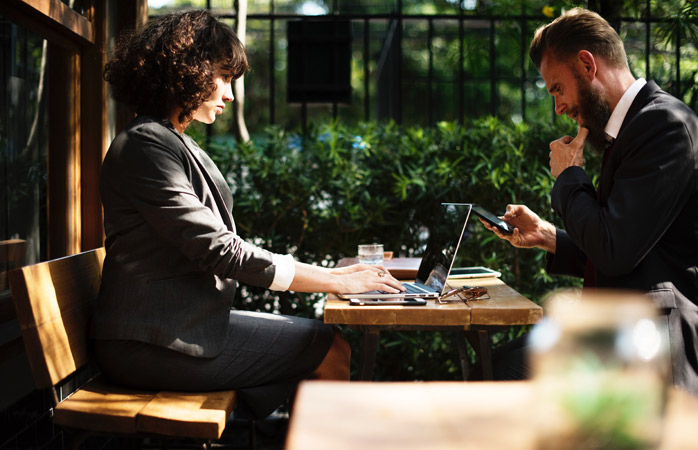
[403,283,432,293]
[373,282,433,295]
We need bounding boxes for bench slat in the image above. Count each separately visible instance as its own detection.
[137,390,236,440]
[54,377,155,434]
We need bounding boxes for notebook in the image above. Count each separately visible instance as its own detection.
[337,203,472,300]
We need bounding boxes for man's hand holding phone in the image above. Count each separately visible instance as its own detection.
[478,204,557,254]
[471,204,513,234]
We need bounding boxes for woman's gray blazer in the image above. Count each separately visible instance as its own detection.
[92,116,279,358]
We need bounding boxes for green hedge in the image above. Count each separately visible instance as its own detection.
[197,117,598,380]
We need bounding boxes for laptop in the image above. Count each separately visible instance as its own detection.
[337,203,472,300]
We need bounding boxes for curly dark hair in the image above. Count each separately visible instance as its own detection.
[104,9,248,123]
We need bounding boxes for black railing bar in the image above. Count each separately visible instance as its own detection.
[269,0,275,124]
[396,0,403,124]
[489,18,496,117]
[645,0,651,80]
[428,17,434,126]
[364,17,370,121]
[330,10,339,120]
[674,28,681,99]
[375,19,397,78]
[520,3,527,122]
[458,5,464,124]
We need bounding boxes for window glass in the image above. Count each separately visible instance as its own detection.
[0,16,48,292]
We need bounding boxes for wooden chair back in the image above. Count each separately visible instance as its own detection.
[9,247,106,389]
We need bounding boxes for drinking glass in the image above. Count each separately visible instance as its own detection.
[357,244,384,265]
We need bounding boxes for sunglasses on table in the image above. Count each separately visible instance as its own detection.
[437,286,489,303]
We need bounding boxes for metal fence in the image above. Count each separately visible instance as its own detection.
[154,1,698,133]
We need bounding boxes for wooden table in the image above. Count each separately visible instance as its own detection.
[325,258,543,380]
[286,381,698,450]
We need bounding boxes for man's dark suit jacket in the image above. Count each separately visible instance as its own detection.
[547,81,698,394]
[92,116,280,358]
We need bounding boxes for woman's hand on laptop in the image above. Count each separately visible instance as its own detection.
[329,264,405,294]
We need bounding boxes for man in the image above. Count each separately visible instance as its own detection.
[482,8,698,394]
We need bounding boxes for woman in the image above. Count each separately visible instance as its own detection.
[91,9,403,419]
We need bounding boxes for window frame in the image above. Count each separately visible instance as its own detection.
[0,0,110,258]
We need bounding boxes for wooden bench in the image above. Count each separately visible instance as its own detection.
[9,248,240,448]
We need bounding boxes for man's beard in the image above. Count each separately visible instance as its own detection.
[574,75,612,154]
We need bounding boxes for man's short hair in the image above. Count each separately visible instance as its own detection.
[529,8,628,69]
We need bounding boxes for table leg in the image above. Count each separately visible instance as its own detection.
[465,330,493,380]
[358,329,380,381]
[453,331,471,381]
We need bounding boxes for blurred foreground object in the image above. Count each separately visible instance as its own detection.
[530,289,670,449]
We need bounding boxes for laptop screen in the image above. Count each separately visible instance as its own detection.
[415,203,472,295]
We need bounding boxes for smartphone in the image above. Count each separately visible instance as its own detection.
[349,298,428,306]
[471,204,513,234]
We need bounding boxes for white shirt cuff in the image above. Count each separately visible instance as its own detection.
[268,253,295,291]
